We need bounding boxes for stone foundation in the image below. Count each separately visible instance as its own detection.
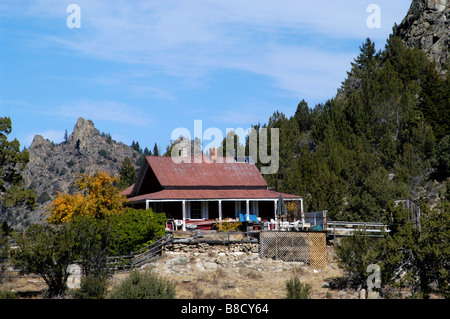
[166,242,260,255]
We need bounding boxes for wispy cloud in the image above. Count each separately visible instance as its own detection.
[4,0,411,99]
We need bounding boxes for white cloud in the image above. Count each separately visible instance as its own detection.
[4,0,412,98]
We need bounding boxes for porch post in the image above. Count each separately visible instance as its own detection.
[274,199,278,230]
[145,200,149,210]
[246,200,250,221]
[300,198,305,224]
[218,200,222,223]
[182,200,186,231]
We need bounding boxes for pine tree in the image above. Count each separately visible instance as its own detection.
[152,143,160,156]
[64,129,69,143]
[143,147,151,156]
[118,157,137,190]
[419,64,450,141]
[0,117,36,211]
[294,99,312,133]
[348,38,378,79]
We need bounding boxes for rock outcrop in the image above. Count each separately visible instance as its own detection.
[7,117,142,227]
[396,0,449,76]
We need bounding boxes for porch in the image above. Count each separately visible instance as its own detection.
[131,197,306,232]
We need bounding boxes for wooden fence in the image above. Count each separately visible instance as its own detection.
[107,233,173,271]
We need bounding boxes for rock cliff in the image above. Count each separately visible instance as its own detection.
[7,118,141,227]
[396,0,449,76]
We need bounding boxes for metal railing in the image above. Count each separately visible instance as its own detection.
[326,221,389,238]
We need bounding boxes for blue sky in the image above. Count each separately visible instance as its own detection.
[1,0,412,152]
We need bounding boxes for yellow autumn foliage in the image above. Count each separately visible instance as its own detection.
[46,171,127,224]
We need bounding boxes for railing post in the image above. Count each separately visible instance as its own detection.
[333,222,336,239]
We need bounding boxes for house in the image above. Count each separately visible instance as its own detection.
[121,153,302,231]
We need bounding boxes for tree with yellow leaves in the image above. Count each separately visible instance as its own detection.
[46,171,127,224]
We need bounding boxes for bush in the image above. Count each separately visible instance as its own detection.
[108,208,167,255]
[0,232,10,284]
[12,224,77,297]
[69,216,114,277]
[37,191,51,204]
[0,290,18,299]
[335,232,381,289]
[74,274,109,299]
[215,221,242,232]
[108,270,175,299]
[286,276,311,299]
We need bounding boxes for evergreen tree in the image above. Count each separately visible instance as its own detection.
[143,147,151,156]
[218,131,245,158]
[264,111,301,193]
[419,64,450,141]
[0,117,36,212]
[131,141,143,154]
[118,156,137,190]
[380,202,450,298]
[152,143,160,156]
[294,99,312,133]
[348,37,378,79]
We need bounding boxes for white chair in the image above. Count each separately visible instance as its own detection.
[174,219,184,230]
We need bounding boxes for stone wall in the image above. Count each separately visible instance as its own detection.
[166,242,260,255]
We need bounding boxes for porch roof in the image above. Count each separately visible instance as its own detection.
[126,188,301,202]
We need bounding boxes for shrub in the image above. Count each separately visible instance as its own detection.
[0,235,9,284]
[37,191,51,204]
[108,208,167,255]
[0,290,18,299]
[216,221,242,232]
[108,270,176,299]
[286,276,311,299]
[335,232,381,289]
[75,274,109,299]
[12,224,77,297]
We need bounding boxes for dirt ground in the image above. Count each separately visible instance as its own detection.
[0,245,355,299]
[138,256,346,299]
[110,243,353,299]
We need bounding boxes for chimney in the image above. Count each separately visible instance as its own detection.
[210,147,218,161]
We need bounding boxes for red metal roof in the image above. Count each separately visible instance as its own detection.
[120,184,134,196]
[126,188,301,202]
[146,155,268,188]
[123,155,302,202]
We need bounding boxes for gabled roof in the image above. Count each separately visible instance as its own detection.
[123,155,302,202]
[139,155,267,189]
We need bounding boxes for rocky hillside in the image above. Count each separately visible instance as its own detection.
[8,118,141,228]
[396,0,449,76]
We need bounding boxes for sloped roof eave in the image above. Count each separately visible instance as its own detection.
[126,188,301,202]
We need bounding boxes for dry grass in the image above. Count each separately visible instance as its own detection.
[135,251,345,299]
[2,248,345,299]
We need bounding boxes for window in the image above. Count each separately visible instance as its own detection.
[190,201,202,219]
